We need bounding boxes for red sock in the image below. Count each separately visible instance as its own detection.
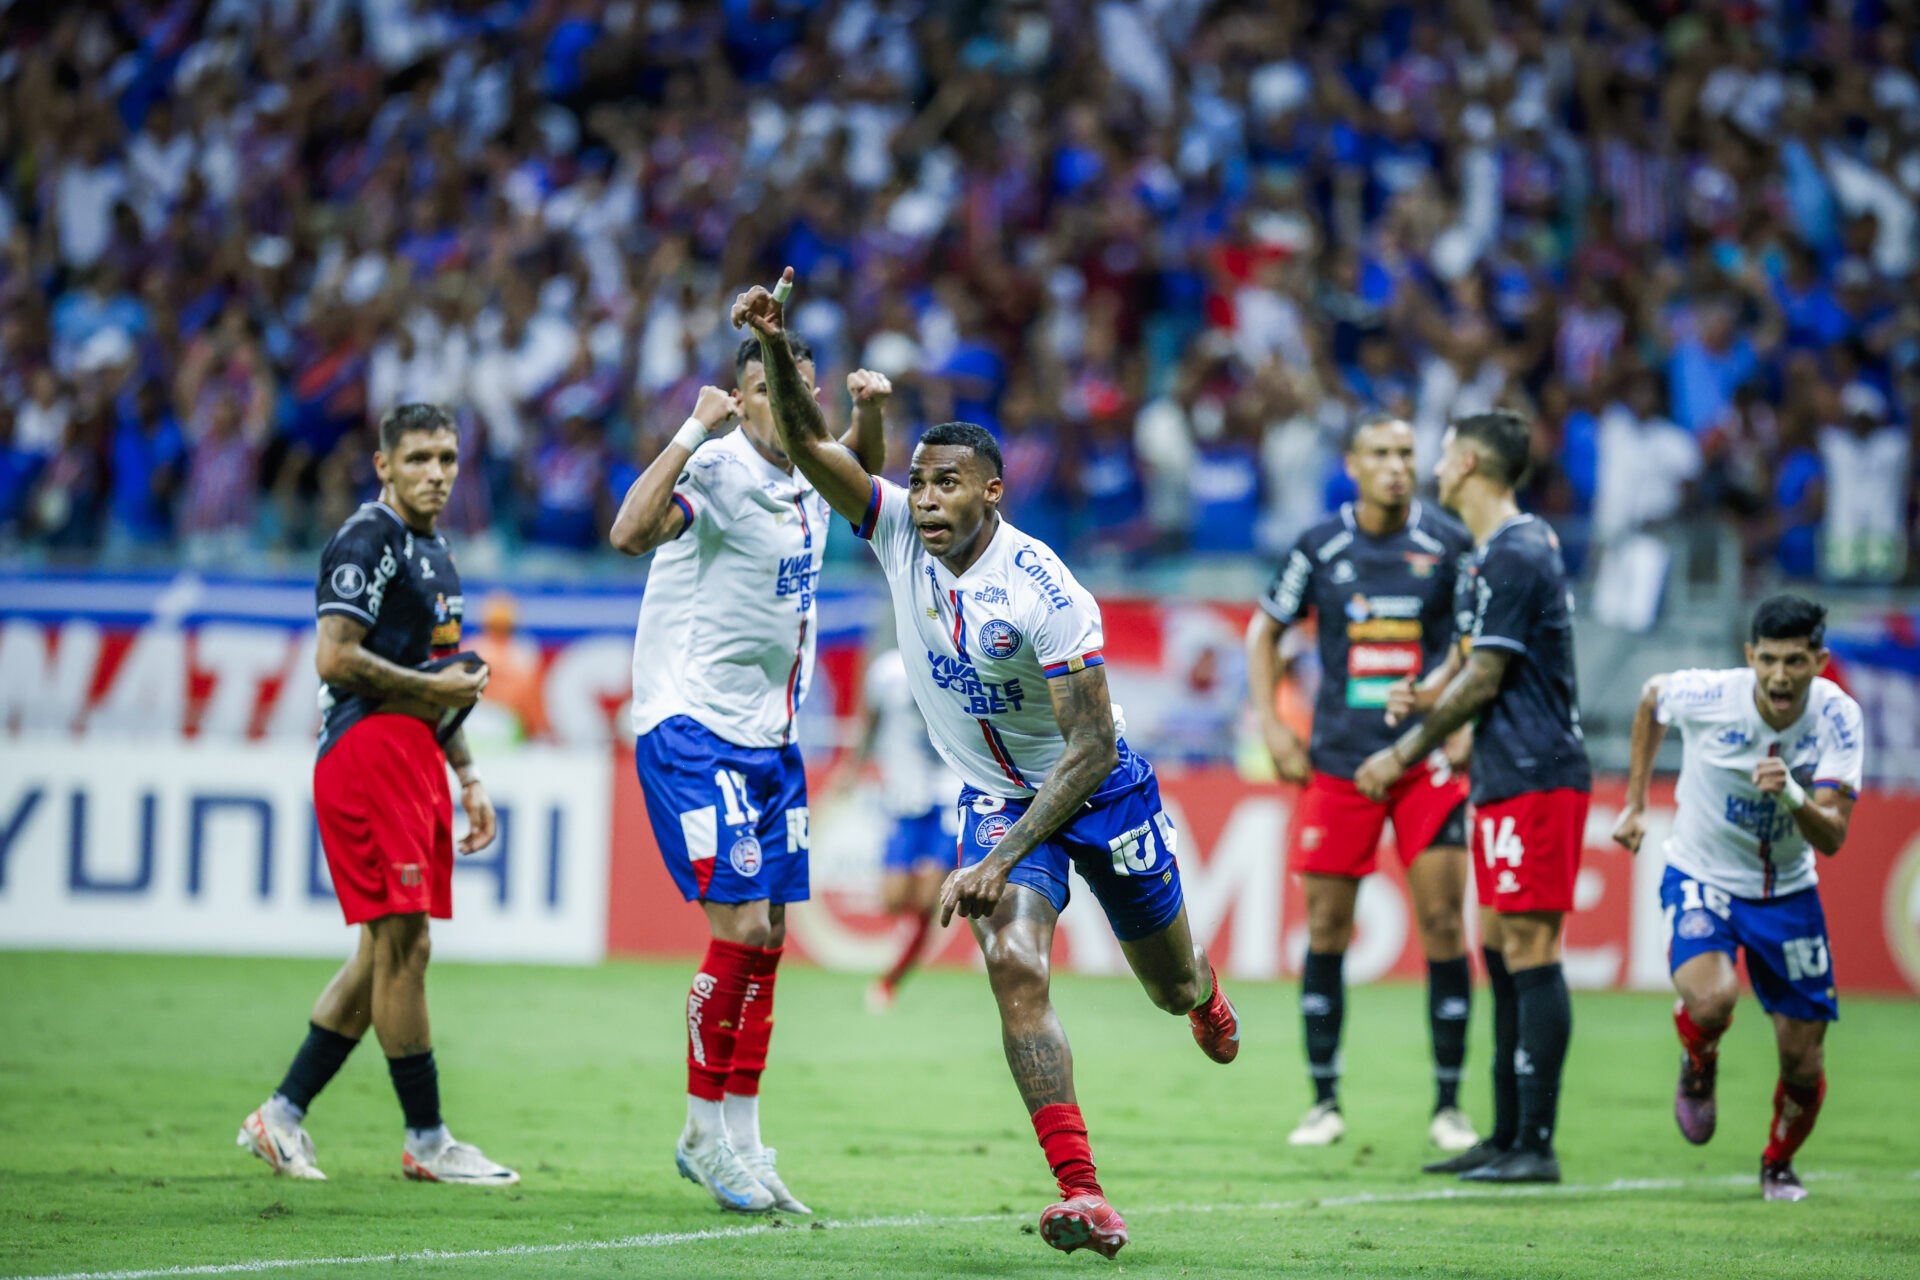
[725,945,782,1097]
[1763,1075,1826,1166]
[882,910,935,989]
[687,940,758,1102]
[1674,999,1728,1070]
[1032,1103,1102,1198]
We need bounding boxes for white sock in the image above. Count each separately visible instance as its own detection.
[266,1093,305,1124]
[685,1095,726,1144]
[404,1123,451,1154]
[724,1092,762,1158]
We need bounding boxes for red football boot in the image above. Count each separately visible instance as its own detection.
[1039,1194,1129,1259]
[1187,966,1240,1064]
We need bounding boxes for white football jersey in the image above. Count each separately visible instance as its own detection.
[630,428,831,748]
[853,477,1114,798]
[863,649,964,818]
[1657,667,1865,899]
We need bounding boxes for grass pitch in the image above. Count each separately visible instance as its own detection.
[1,951,1916,1279]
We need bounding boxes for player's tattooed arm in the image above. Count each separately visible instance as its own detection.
[1613,676,1669,853]
[732,268,877,526]
[1754,759,1856,855]
[443,728,498,854]
[314,615,486,709]
[1355,648,1508,801]
[939,664,1120,926]
[609,385,733,555]
[1386,643,1467,727]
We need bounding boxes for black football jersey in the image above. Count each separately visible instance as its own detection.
[1458,515,1591,804]
[314,502,463,759]
[1259,501,1474,778]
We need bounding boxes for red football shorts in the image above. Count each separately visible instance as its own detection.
[314,714,453,926]
[1470,789,1590,914]
[1288,760,1471,878]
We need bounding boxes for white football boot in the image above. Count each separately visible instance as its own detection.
[1428,1107,1480,1152]
[1287,1100,1347,1147]
[676,1132,775,1213]
[402,1132,520,1186]
[237,1102,326,1180]
[745,1146,811,1214]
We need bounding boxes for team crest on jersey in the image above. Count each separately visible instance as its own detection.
[729,835,763,875]
[1404,552,1439,577]
[331,564,366,598]
[1676,909,1716,941]
[976,814,1015,847]
[979,619,1023,659]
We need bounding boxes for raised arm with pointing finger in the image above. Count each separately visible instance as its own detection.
[732,268,878,525]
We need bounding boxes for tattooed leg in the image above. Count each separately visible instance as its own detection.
[975,886,1076,1112]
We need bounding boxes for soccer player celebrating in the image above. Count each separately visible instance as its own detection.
[1612,595,1861,1201]
[1356,409,1591,1185]
[733,268,1240,1261]
[238,404,517,1186]
[609,335,887,1214]
[1247,415,1479,1153]
[842,646,964,1013]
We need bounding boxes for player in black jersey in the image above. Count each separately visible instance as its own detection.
[1249,416,1480,1154]
[237,404,517,1186]
[1357,410,1592,1184]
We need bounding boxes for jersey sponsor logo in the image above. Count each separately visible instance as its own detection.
[775,553,818,607]
[973,585,1010,606]
[978,619,1023,659]
[1347,619,1422,641]
[1013,547,1072,611]
[1821,699,1860,751]
[1268,549,1312,619]
[430,592,460,649]
[1347,641,1422,707]
[1345,594,1371,622]
[1724,794,1795,842]
[1675,908,1717,940]
[728,835,763,876]
[926,651,1026,714]
[1366,595,1424,618]
[976,813,1014,847]
[330,564,367,599]
[1714,726,1751,749]
[366,545,400,618]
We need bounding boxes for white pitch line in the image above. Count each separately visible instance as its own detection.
[1,1171,1876,1280]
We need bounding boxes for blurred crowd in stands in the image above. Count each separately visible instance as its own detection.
[1,0,1918,587]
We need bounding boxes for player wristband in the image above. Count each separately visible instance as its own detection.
[672,417,709,453]
[1779,774,1807,810]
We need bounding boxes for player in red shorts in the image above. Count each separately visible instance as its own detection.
[1248,416,1480,1153]
[1358,410,1592,1184]
[236,404,516,1186]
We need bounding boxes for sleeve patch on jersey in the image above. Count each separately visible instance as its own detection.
[670,493,696,537]
[851,478,883,539]
[330,564,367,599]
[1042,651,1105,678]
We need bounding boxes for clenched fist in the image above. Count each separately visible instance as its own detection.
[730,266,794,337]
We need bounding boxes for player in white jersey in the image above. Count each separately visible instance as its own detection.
[732,269,1241,1261]
[1613,595,1863,1202]
[609,333,888,1215]
[835,648,965,1012]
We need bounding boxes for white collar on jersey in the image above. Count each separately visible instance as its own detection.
[1340,500,1425,536]
[926,515,1012,585]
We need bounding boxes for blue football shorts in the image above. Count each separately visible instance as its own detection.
[1662,865,1836,1022]
[635,716,810,905]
